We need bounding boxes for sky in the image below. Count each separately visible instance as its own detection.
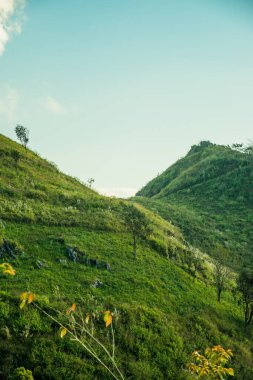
[0,0,253,197]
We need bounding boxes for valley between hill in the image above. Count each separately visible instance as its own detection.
[0,135,253,379]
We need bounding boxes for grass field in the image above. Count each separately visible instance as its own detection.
[1,135,253,379]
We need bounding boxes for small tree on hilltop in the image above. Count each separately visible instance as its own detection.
[231,143,244,153]
[122,204,151,259]
[87,178,95,188]
[15,125,29,149]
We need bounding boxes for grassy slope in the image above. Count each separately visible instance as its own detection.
[135,143,253,267]
[0,135,253,379]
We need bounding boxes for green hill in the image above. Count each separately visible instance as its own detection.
[1,135,253,379]
[135,141,253,267]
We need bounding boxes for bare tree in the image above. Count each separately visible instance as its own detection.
[184,248,205,282]
[213,259,230,302]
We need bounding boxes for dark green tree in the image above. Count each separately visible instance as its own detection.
[10,150,21,166]
[122,204,151,258]
[236,268,253,329]
[15,125,29,149]
[231,143,244,152]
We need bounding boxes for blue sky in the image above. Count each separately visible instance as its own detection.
[0,0,253,197]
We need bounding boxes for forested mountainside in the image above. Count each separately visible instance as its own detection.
[0,135,253,379]
[135,141,253,268]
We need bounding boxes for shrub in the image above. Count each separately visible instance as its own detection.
[10,367,34,380]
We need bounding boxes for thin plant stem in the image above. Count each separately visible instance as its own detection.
[111,323,115,360]
[33,303,121,380]
[33,302,124,380]
[45,303,124,380]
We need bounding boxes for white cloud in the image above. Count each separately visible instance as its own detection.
[45,96,65,114]
[97,187,137,198]
[44,96,79,115]
[0,87,19,122]
[0,0,27,56]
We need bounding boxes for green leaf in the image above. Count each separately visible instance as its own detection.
[227,368,234,376]
[20,299,27,310]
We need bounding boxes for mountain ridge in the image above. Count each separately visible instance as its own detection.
[135,141,253,267]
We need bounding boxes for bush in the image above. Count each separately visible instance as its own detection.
[10,367,34,380]
[148,237,167,256]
